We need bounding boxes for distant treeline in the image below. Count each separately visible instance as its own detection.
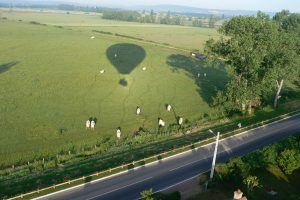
[102,9,221,28]
[102,10,141,22]
[0,3,222,28]
[0,3,112,13]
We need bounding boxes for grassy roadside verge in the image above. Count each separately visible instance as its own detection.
[6,106,300,200]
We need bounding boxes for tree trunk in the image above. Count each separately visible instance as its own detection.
[242,103,246,111]
[274,79,284,108]
[248,102,252,115]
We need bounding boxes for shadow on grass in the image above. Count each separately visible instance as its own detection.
[0,61,18,74]
[84,176,92,184]
[119,78,128,87]
[166,54,230,105]
[106,43,146,74]
[127,164,134,170]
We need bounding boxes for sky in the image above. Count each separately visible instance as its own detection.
[63,0,300,12]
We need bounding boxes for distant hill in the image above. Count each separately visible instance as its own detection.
[130,4,275,17]
[0,1,276,17]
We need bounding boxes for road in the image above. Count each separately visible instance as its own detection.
[38,114,300,200]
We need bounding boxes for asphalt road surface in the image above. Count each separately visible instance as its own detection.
[38,114,300,200]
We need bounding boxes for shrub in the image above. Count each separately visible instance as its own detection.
[277,149,300,175]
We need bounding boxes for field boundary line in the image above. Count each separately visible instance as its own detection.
[92,31,191,53]
[9,110,300,200]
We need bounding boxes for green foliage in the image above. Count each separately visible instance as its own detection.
[102,10,141,22]
[260,144,278,165]
[277,149,300,175]
[206,11,300,114]
[227,157,251,179]
[242,151,266,169]
[215,133,300,189]
[140,188,154,200]
[192,19,203,27]
[243,175,260,192]
[208,15,218,28]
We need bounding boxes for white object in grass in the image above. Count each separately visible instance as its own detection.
[100,69,105,74]
[158,118,165,127]
[142,67,147,71]
[86,120,90,129]
[116,128,121,139]
[238,122,242,128]
[136,106,141,115]
[178,117,183,125]
[90,120,95,130]
[167,104,172,111]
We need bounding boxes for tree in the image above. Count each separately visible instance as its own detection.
[242,151,266,169]
[140,188,154,200]
[261,144,278,165]
[273,10,290,25]
[150,10,156,23]
[192,19,203,27]
[102,10,141,22]
[208,15,217,28]
[277,149,300,175]
[243,175,259,192]
[206,11,299,113]
[227,157,251,179]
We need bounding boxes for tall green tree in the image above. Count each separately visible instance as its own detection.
[206,11,300,113]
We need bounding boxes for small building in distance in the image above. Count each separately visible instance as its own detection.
[191,52,207,59]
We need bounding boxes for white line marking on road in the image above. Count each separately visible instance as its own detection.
[33,170,130,200]
[86,177,153,200]
[135,173,203,200]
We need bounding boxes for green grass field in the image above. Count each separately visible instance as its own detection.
[0,11,228,167]
[1,9,220,50]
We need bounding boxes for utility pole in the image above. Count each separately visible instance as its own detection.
[210,131,220,179]
[205,131,220,190]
